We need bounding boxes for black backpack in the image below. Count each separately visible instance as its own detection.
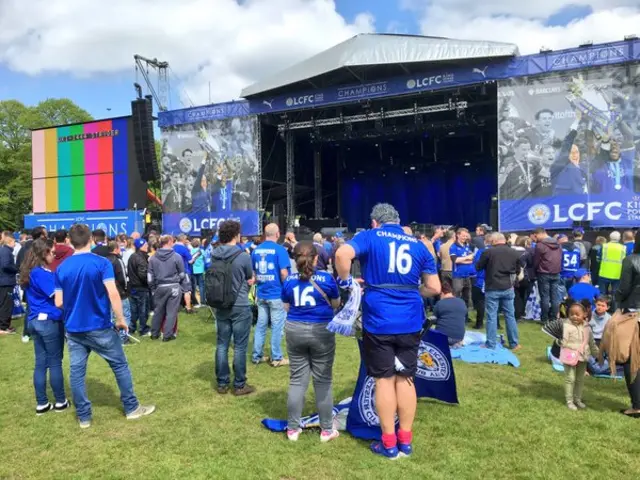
[205,250,243,309]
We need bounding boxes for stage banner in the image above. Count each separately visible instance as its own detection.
[24,210,143,236]
[160,115,260,236]
[346,330,458,441]
[497,64,640,231]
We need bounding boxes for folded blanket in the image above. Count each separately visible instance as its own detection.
[449,331,520,367]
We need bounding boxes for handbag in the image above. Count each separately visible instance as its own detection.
[560,325,590,366]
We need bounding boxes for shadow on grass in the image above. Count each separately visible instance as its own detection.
[84,378,121,409]
[195,361,214,388]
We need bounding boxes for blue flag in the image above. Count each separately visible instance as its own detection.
[346,329,458,440]
[12,285,25,319]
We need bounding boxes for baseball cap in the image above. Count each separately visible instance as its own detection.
[574,268,590,280]
[134,238,147,249]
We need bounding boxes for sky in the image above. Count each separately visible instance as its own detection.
[1,0,639,120]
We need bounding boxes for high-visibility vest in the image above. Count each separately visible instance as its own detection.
[599,242,626,280]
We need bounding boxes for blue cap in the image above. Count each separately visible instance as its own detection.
[574,268,589,279]
[213,235,219,243]
[134,238,147,249]
[573,227,585,235]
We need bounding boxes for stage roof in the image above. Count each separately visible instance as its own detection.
[241,33,519,98]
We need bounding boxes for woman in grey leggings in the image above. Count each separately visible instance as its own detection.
[281,242,341,442]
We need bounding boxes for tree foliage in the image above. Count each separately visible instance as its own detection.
[0,99,92,229]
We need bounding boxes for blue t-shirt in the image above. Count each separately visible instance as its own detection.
[568,283,600,306]
[625,242,634,256]
[173,244,193,275]
[450,243,476,278]
[348,223,437,334]
[191,247,205,274]
[561,247,581,279]
[473,248,486,290]
[203,244,213,270]
[433,297,467,342]
[281,270,339,323]
[251,240,291,300]
[26,266,63,322]
[54,253,114,333]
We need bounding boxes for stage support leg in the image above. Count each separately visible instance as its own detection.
[285,130,295,230]
[336,146,343,225]
[314,148,322,219]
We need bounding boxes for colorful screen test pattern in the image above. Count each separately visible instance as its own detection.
[31,117,145,213]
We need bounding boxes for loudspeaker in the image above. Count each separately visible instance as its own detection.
[131,96,160,182]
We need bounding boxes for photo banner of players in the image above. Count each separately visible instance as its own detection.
[160,115,260,236]
[497,64,640,231]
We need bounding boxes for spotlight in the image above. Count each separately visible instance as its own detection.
[410,166,416,171]
[578,40,593,48]
[624,34,638,41]
[539,47,552,53]
[464,162,471,167]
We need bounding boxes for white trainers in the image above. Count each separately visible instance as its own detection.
[574,400,587,409]
[287,428,302,441]
[79,420,91,429]
[36,403,52,416]
[126,404,156,420]
[320,429,340,443]
[567,401,578,411]
[22,335,30,344]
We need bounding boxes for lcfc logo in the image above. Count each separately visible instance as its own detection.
[358,377,380,427]
[406,79,417,89]
[416,342,450,381]
[528,204,551,225]
[179,218,193,233]
[286,98,293,107]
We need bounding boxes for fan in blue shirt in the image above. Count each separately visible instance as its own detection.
[449,237,475,279]
[251,228,291,300]
[282,269,339,323]
[27,266,63,322]
[173,236,193,275]
[567,269,599,307]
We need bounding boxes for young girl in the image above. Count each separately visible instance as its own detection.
[281,242,341,442]
[20,238,69,415]
[561,302,599,411]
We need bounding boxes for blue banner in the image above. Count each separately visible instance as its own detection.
[162,211,260,236]
[157,39,640,126]
[346,330,458,441]
[23,210,143,236]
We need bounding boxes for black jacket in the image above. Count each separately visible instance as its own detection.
[106,253,129,298]
[128,251,149,292]
[616,254,640,310]
[475,244,522,291]
[92,244,111,257]
[0,245,17,287]
[16,239,32,270]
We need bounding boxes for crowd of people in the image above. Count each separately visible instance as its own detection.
[1,203,639,456]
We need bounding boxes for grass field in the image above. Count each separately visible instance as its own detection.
[2,312,640,480]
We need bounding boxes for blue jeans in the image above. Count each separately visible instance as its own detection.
[29,319,66,405]
[67,328,139,422]
[215,306,252,388]
[111,298,131,342]
[129,290,150,334]
[485,289,519,349]
[253,298,286,362]
[538,274,561,322]
[598,278,620,311]
[192,274,205,305]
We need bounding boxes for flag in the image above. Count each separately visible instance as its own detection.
[11,285,25,318]
[346,329,458,440]
[261,398,351,432]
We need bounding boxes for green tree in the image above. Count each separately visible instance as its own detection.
[0,99,92,229]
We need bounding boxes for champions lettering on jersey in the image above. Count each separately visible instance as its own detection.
[281,271,339,323]
[348,223,437,335]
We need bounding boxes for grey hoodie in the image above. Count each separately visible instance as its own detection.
[212,244,254,307]
[148,248,190,292]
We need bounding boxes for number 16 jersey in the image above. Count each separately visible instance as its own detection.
[348,223,437,335]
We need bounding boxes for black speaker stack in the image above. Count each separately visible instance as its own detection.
[131,95,160,182]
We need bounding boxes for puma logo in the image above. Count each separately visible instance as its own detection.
[473,66,488,78]
[262,99,274,109]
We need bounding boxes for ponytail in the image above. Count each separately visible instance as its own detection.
[293,241,318,281]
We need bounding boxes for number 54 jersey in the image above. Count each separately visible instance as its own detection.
[348,224,437,335]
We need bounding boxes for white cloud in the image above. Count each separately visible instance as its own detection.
[406,2,640,54]
[0,0,374,105]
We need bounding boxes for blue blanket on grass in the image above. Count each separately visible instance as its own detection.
[545,346,623,379]
[449,331,520,368]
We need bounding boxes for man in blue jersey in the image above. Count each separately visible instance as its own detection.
[335,203,441,459]
[449,228,475,307]
[55,224,154,429]
[623,231,635,257]
[251,223,291,367]
[558,234,581,298]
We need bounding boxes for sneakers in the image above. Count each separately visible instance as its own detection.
[22,335,30,343]
[574,400,587,409]
[79,420,92,429]
[54,400,70,412]
[398,443,413,456]
[370,441,400,460]
[126,404,156,420]
[162,335,176,343]
[233,384,256,396]
[216,385,230,395]
[287,428,302,441]
[567,401,578,411]
[252,356,270,365]
[271,358,290,368]
[36,403,53,416]
[320,429,340,443]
